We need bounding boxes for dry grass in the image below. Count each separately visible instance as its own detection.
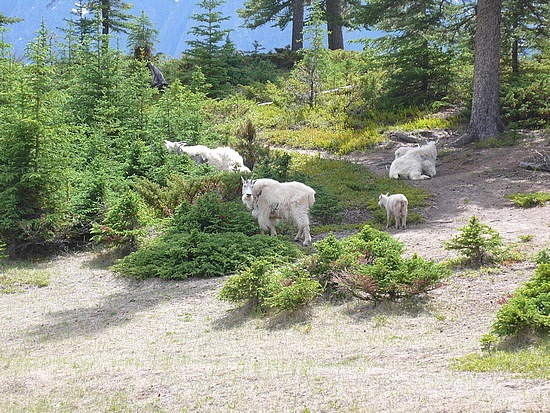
[1,252,549,413]
[1,135,549,412]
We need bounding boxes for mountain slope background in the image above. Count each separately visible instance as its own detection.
[1,0,368,59]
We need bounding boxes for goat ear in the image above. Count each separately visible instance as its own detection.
[385,192,389,196]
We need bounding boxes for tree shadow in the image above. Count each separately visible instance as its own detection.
[25,276,217,343]
[342,295,432,323]
[212,302,313,331]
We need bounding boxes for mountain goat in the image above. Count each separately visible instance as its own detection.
[241,178,316,246]
[378,193,408,230]
[163,140,250,172]
[390,141,437,180]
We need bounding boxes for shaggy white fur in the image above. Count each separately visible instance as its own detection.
[241,178,316,246]
[378,193,408,230]
[390,141,437,180]
[164,140,250,173]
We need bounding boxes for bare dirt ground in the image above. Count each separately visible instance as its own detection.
[1,133,549,413]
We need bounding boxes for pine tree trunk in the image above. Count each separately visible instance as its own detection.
[292,0,305,51]
[455,0,505,146]
[101,0,110,35]
[326,0,344,50]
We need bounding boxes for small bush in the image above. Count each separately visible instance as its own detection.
[443,216,505,266]
[309,186,344,224]
[133,172,243,217]
[112,231,302,280]
[91,190,149,249]
[506,192,550,208]
[312,225,448,301]
[219,257,321,313]
[170,192,257,236]
[490,263,550,339]
[536,249,550,265]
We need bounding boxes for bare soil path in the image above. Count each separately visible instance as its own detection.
[1,134,549,412]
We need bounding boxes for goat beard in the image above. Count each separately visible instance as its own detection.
[241,196,254,210]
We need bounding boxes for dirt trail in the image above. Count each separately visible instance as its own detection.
[0,134,549,412]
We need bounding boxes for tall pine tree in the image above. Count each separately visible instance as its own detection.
[0,21,69,256]
[186,0,235,98]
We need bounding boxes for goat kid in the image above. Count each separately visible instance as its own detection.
[378,193,408,230]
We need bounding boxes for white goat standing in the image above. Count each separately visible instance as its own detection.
[163,140,250,173]
[378,193,408,230]
[390,141,437,180]
[241,178,316,246]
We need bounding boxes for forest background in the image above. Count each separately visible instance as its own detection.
[0,0,547,259]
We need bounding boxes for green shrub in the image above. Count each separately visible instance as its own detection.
[309,186,344,224]
[490,263,550,339]
[443,216,505,266]
[112,231,302,280]
[219,257,321,313]
[133,172,243,217]
[170,192,258,235]
[501,65,550,129]
[313,225,448,301]
[91,190,149,249]
[506,192,550,208]
[252,150,293,182]
[536,249,550,265]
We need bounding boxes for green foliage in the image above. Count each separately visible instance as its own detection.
[506,192,550,208]
[491,263,550,338]
[309,186,344,225]
[185,0,235,98]
[0,23,71,257]
[147,81,207,146]
[536,249,550,265]
[312,225,448,301]
[113,231,302,280]
[127,10,158,59]
[443,216,505,266]
[133,172,243,217]
[453,341,550,379]
[349,0,456,108]
[0,267,50,294]
[500,59,550,129]
[170,191,257,235]
[232,120,269,171]
[219,257,321,313]
[91,190,149,249]
[252,150,293,182]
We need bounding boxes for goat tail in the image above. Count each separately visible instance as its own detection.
[309,192,316,208]
[399,199,408,216]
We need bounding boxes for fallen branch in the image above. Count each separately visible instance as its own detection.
[519,161,550,172]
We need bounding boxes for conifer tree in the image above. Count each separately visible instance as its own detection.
[239,0,305,51]
[0,21,69,256]
[186,0,235,98]
[127,10,159,60]
[292,0,330,107]
[349,0,454,107]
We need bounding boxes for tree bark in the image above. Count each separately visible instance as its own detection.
[291,0,305,51]
[101,0,110,35]
[455,0,505,146]
[326,0,344,50]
